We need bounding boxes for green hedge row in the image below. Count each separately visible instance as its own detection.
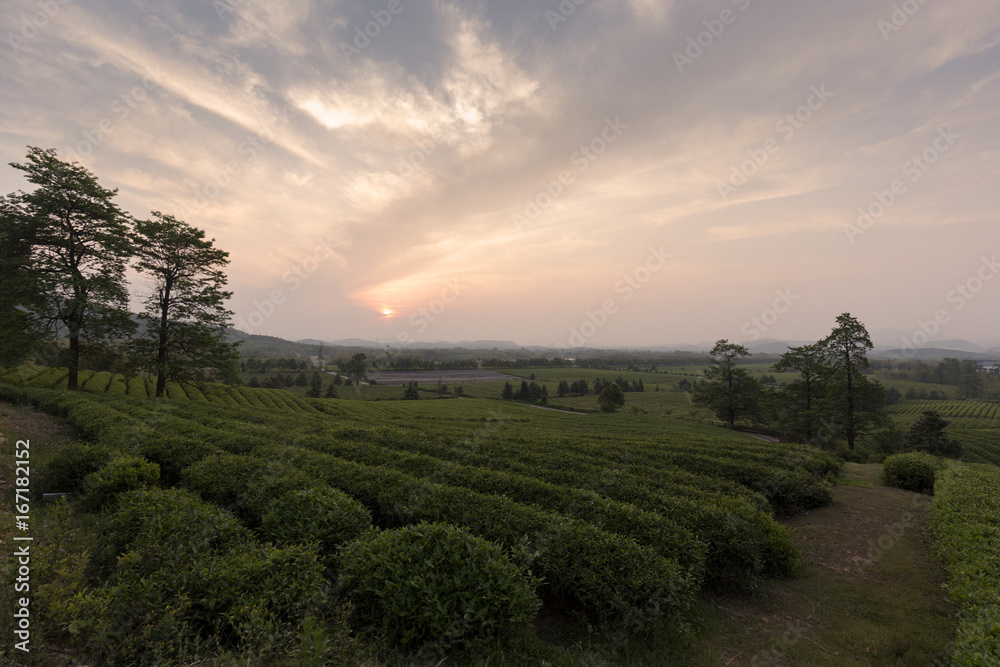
[929,464,1000,664]
[78,487,331,665]
[253,443,698,632]
[291,435,707,579]
[290,429,797,589]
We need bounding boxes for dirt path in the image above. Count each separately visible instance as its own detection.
[683,463,954,666]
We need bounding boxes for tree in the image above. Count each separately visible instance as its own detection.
[692,340,763,427]
[403,382,420,400]
[958,359,984,399]
[906,410,963,458]
[774,343,830,441]
[598,383,625,413]
[127,213,239,397]
[557,380,570,398]
[820,314,886,450]
[305,371,323,397]
[343,353,369,386]
[501,382,514,400]
[884,387,902,406]
[324,382,339,399]
[1,148,134,387]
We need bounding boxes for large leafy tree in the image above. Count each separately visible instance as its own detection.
[905,410,963,458]
[693,340,763,428]
[1,148,134,388]
[819,313,886,450]
[127,212,239,397]
[343,353,369,386]
[598,382,625,413]
[774,342,830,441]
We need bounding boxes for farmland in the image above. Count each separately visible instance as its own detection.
[0,365,843,664]
[2,363,999,664]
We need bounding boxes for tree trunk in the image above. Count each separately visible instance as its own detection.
[155,282,171,398]
[845,355,856,450]
[67,334,80,390]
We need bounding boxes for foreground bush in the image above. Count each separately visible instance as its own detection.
[260,486,372,561]
[180,454,321,527]
[338,522,540,657]
[75,488,337,665]
[880,452,938,493]
[80,455,160,511]
[929,465,1000,664]
[41,441,117,495]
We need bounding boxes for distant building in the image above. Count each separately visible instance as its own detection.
[977,360,1000,373]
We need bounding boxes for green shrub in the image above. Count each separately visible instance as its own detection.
[134,435,223,487]
[77,542,331,666]
[80,456,160,511]
[41,442,116,495]
[88,487,253,582]
[338,522,540,657]
[880,452,938,493]
[260,487,372,560]
[929,465,1000,664]
[180,454,320,527]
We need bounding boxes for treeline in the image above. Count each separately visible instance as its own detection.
[387,357,481,371]
[501,381,549,404]
[874,358,996,399]
[242,357,311,373]
[556,377,646,397]
[693,314,887,452]
[0,148,239,397]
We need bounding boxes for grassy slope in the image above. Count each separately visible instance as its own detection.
[679,463,954,666]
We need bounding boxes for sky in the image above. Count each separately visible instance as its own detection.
[2,0,999,351]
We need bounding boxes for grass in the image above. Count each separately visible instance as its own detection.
[680,464,954,666]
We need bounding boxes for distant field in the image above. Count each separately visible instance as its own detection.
[367,369,521,385]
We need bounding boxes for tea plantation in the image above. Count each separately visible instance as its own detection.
[2,365,997,664]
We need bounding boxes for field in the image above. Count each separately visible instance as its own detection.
[2,364,998,664]
[0,365,845,664]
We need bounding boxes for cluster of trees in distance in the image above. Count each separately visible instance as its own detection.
[693,313,886,450]
[0,148,239,396]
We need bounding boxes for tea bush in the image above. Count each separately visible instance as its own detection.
[929,464,1000,664]
[338,522,540,657]
[80,455,160,511]
[41,441,116,495]
[880,452,938,493]
[260,486,372,560]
